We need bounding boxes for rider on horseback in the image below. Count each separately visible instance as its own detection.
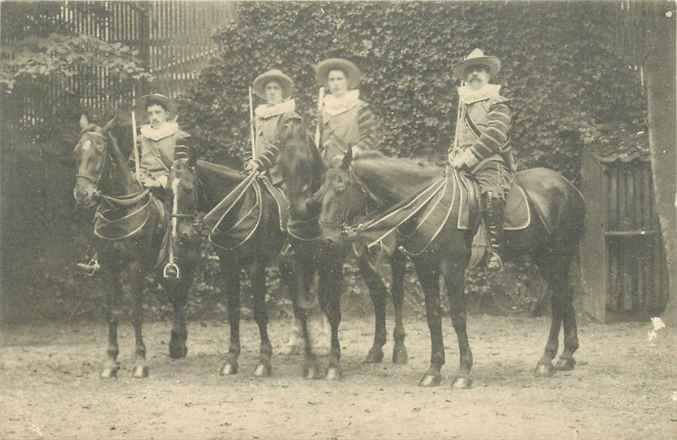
[449,49,515,271]
[245,69,300,187]
[137,93,192,199]
[316,58,382,161]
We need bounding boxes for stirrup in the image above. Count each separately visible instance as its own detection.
[163,262,181,279]
[76,255,100,276]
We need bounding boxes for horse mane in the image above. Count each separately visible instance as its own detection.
[353,150,441,180]
[194,159,245,209]
[351,150,443,204]
[196,159,243,181]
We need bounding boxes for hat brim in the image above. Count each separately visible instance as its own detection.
[253,72,294,100]
[139,94,175,114]
[453,56,501,80]
[316,58,361,90]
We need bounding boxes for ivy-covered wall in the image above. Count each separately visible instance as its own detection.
[180,1,645,182]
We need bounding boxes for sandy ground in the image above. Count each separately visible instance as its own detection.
[1,314,676,440]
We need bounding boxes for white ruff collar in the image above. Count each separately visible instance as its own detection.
[458,84,501,105]
[323,90,360,116]
[255,99,296,119]
[140,121,179,141]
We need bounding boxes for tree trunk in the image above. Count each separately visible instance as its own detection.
[645,10,676,325]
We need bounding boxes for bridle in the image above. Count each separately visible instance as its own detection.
[318,163,371,233]
[75,130,111,191]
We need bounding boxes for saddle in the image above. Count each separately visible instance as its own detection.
[456,172,531,232]
[206,173,289,251]
[457,168,562,236]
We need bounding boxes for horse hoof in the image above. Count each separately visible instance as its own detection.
[326,366,342,381]
[220,361,238,376]
[169,344,188,359]
[554,357,576,371]
[254,363,272,378]
[132,365,149,378]
[364,348,384,364]
[303,364,322,380]
[418,373,442,387]
[100,366,119,379]
[452,376,473,389]
[534,362,555,377]
[392,346,409,365]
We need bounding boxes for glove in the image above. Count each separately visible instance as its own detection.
[244,159,259,173]
[157,175,168,188]
[449,149,479,169]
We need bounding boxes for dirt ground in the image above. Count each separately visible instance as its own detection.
[1,314,676,440]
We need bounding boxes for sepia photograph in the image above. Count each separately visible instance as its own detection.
[1,1,675,439]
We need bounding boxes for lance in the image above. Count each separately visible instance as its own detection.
[131,87,141,183]
[451,81,465,157]
[314,86,325,150]
[248,86,256,161]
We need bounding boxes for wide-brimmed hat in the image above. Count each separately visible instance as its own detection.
[453,48,501,80]
[253,69,294,100]
[316,58,362,89]
[139,93,175,114]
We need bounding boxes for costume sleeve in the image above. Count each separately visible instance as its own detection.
[469,101,512,162]
[254,143,280,170]
[354,103,382,151]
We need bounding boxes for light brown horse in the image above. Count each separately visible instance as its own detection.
[317,149,585,388]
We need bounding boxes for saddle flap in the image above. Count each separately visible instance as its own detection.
[456,175,530,231]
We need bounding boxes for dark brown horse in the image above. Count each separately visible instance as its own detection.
[72,114,200,378]
[317,149,585,387]
[276,116,409,380]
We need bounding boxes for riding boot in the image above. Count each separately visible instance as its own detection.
[481,192,505,272]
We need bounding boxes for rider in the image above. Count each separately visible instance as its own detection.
[448,49,515,272]
[316,58,382,162]
[137,93,192,201]
[245,69,300,187]
[245,69,313,353]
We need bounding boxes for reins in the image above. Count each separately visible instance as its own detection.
[78,128,158,242]
[341,165,456,256]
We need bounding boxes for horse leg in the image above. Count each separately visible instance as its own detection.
[295,251,322,379]
[279,254,305,355]
[129,261,149,378]
[534,252,565,377]
[554,255,579,371]
[319,258,343,381]
[358,251,387,364]
[251,261,273,377]
[441,257,473,389]
[100,268,122,378]
[220,256,241,376]
[390,249,408,364]
[415,262,444,387]
[167,271,192,359]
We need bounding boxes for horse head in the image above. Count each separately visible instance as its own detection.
[169,147,201,248]
[317,147,370,248]
[277,114,325,222]
[73,114,112,208]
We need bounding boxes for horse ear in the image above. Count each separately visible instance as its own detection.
[341,146,353,169]
[80,114,90,131]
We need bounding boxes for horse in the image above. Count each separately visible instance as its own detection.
[171,111,342,379]
[72,113,200,378]
[316,148,585,388]
[276,116,409,380]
